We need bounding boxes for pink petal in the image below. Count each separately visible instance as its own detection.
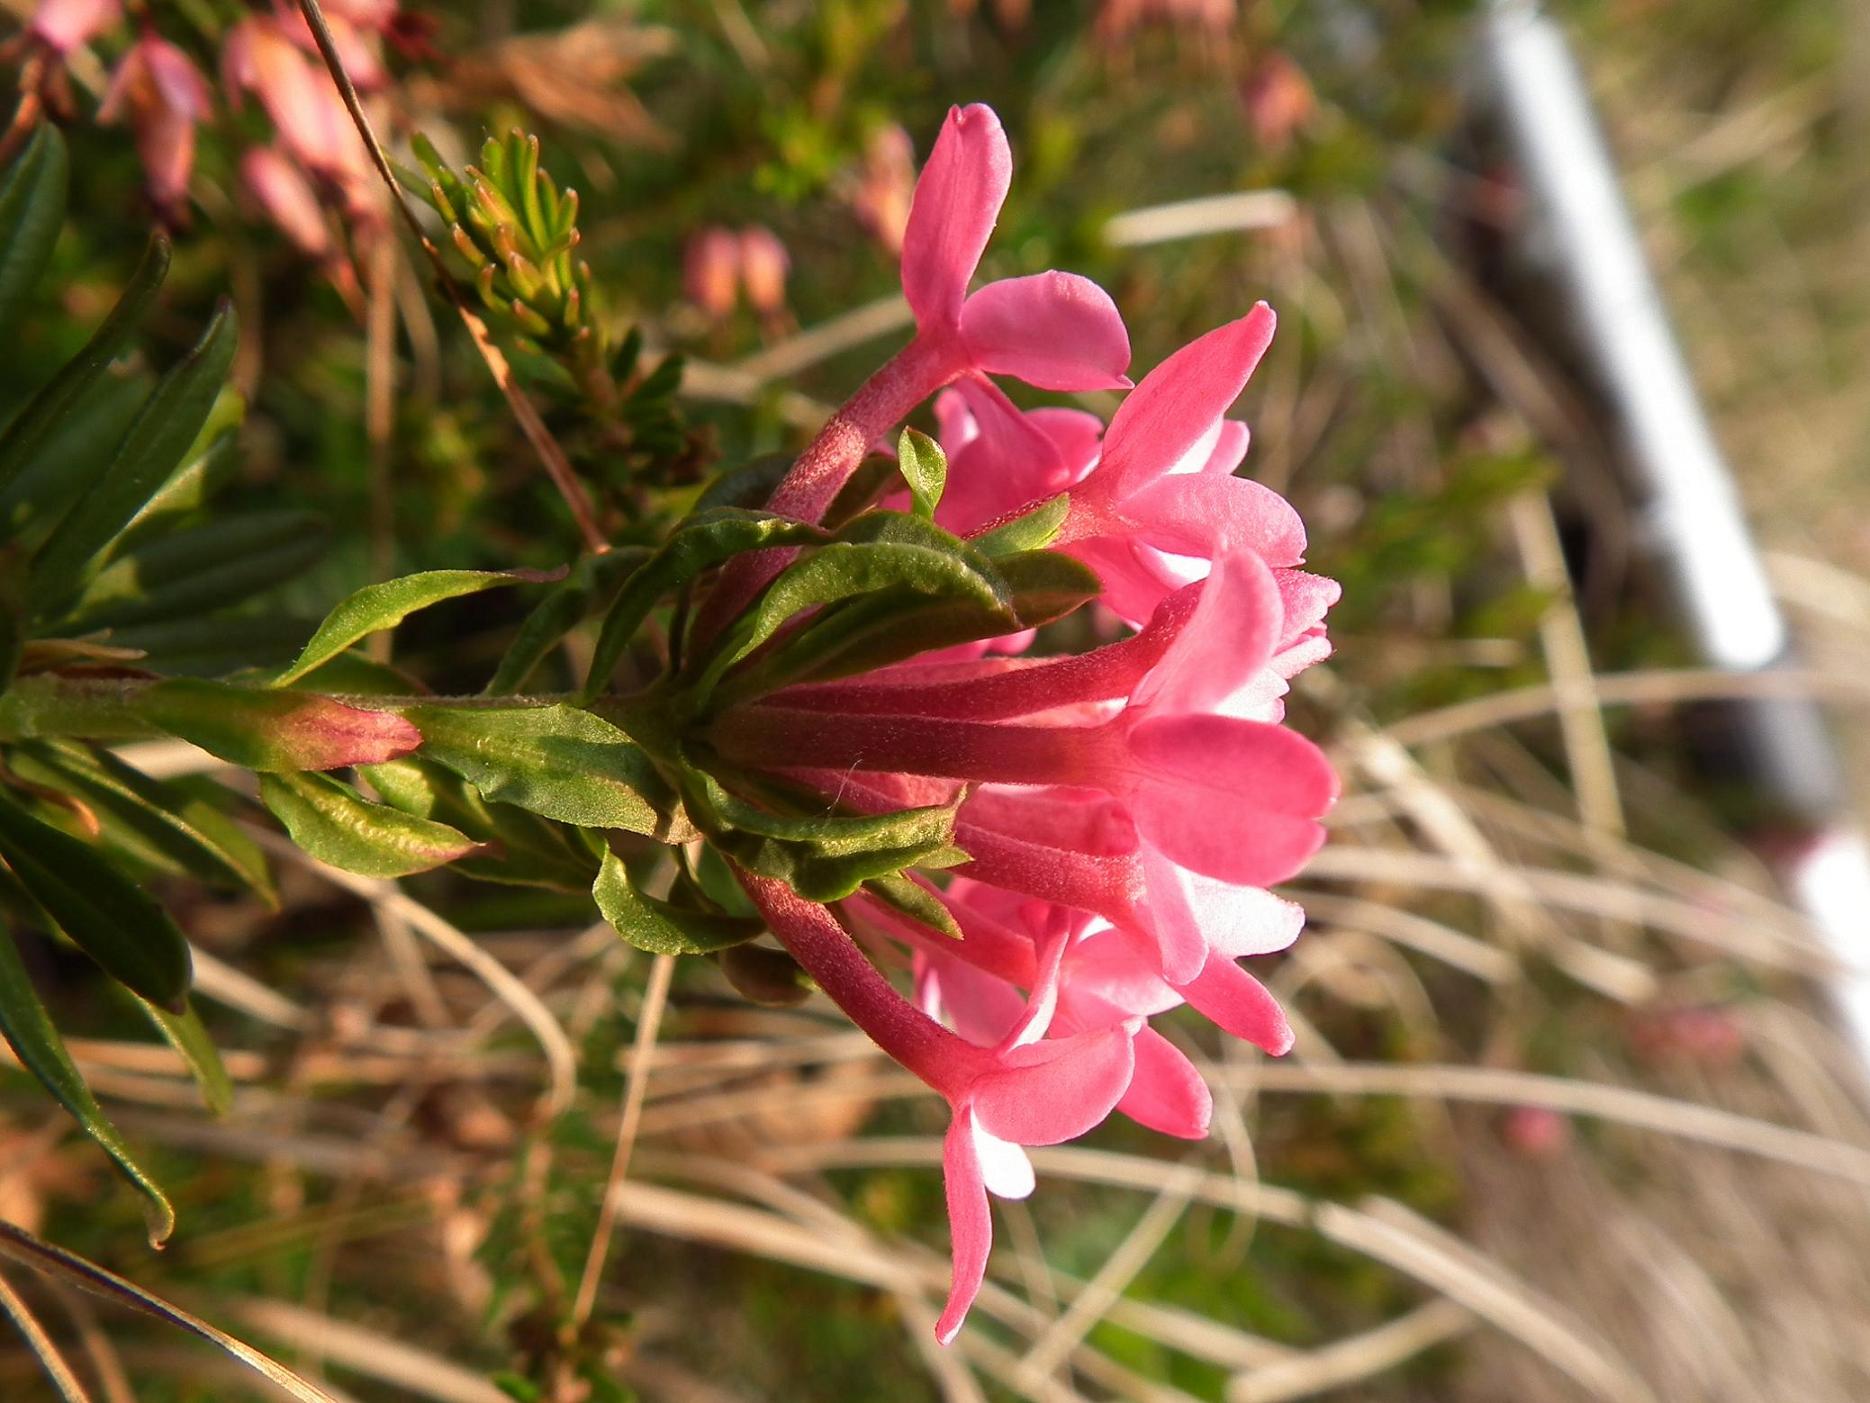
[933,387,980,456]
[1117,1028,1212,1138]
[902,104,1011,329]
[918,950,1027,1046]
[938,376,1073,533]
[1201,420,1252,475]
[960,272,1133,392]
[969,1026,1135,1145]
[1132,548,1283,715]
[1275,569,1340,645]
[1065,535,1190,625]
[971,1116,1037,1198]
[1028,407,1107,482]
[935,1111,993,1345]
[1118,469,1309,566]
[1175,956,1294,1055]
[1139,848,1306,962]
[1095,305,1277,498]
[143,39,212,118]
[1126,714,1337,886]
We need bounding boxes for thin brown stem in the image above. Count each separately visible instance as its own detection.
[291,0,608,556]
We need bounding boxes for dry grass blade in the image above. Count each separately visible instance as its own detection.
[0,1220,342,1403]
[1227,1299,1474,1403]
[228,1298,507,1403]
[0,1266,94,1403]
[570,950,674,1332]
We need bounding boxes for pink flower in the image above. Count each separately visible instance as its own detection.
[850,123,916,255]
[222,18,369,189]
[683,226,740,319]
[27,0,119,54]
[241,146,331,259]
[738,225,790,317]
[99,35,212,217]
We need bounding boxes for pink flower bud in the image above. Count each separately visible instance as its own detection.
[1242,51,1316,154]
[683,226,740,319]
[851,123,916,255]
[99,36,212,217]
[737,225,790,317]
[28,0,120,54]
[241,146,331,259]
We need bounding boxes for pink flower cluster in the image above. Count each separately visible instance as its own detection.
[21,0,395,266]
[714,104,1338,1341]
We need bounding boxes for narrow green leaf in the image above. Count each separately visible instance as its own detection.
[0,370,151,544]
[8,741,275,904]
[0,232,169,509]
[583,508,826,701]
[896,427,947,520]
[137,678,421,772]
[0,126,67,332]
[259,772,478,878]
[109,613,316,677]
[684,768,959,858]
[30,301,238,610]
[139,996,233,1116]
[858,872,962,941]
[0,794,191,1009]
[271,567,556,687]
[65,511,329,630]
[0,921,175,1245]
[406,702,694,841]
[486,547,645,695]
[971,494,1069,555]
[692,454,793,514]
[592,847,761,956]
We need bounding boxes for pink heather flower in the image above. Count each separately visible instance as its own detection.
[850,123,916,255]
[241,145,332,260]
[683,226,740,319]
[27,0,119,54]
[738,225,790,317]
[99,35,212,218]
[223,18,368,188]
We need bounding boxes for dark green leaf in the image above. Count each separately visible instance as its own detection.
[0,126,67,332]
[8,742,275,904]
[0,370,151,544]
[406,702,693,841]
[486,547,646,695]
[271,567,556,687]
[693,454,793,514]
[137,678,422,772]
[0,232,169,513]
[719,944,810,1006]
[592,847,762,956]
[30,302,238,610]
[0,920,174,1244]
[582,509,826,701]
[64,511,330,630]
[109,613,315,677]
[0,793,191,1010]
[260,772,478,878]
[858,871,962,940]
[896,428,946,520]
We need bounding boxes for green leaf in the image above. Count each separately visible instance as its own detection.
[719,943,810,1006]
[688,516,1012,706]
[137,678,421,772]
[109,613,315,677]
[592,847,762,956]
[63,511,330,630]
[30,301,239,611]
[0,920,174,1245]
[139,996,233,1116]
[582,508,827,701]
[684,767,959,858]
[896,428,947,520]
[486,547,646,696]
[692,454,793,514]
[858,871,962,941]
[260,772,479,878]
[8,741,276,904]
[0,793,192,1010]
[971,494,1069,555]
[0,370,151,545]
[406,702,694,841]
[0,126,67,332]
[0,232,169,514]
[271,567,556,687]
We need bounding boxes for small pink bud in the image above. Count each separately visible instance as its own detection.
[1502,1106,1570,1159]
[1242,51,1315,154]
[851,124,916,256]
[738,225,790,316]
[28,0,120,54]
[683,226,740,319]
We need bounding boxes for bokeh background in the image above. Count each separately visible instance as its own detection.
[2,0,1869,1399]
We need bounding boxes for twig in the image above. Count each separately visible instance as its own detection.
[1227,1299,1474,1403]
[0,1267,94,1403]
[568,951,675,1334]
[291,0,608,555]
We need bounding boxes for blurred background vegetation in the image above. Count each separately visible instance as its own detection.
[1,0,1868,1398]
